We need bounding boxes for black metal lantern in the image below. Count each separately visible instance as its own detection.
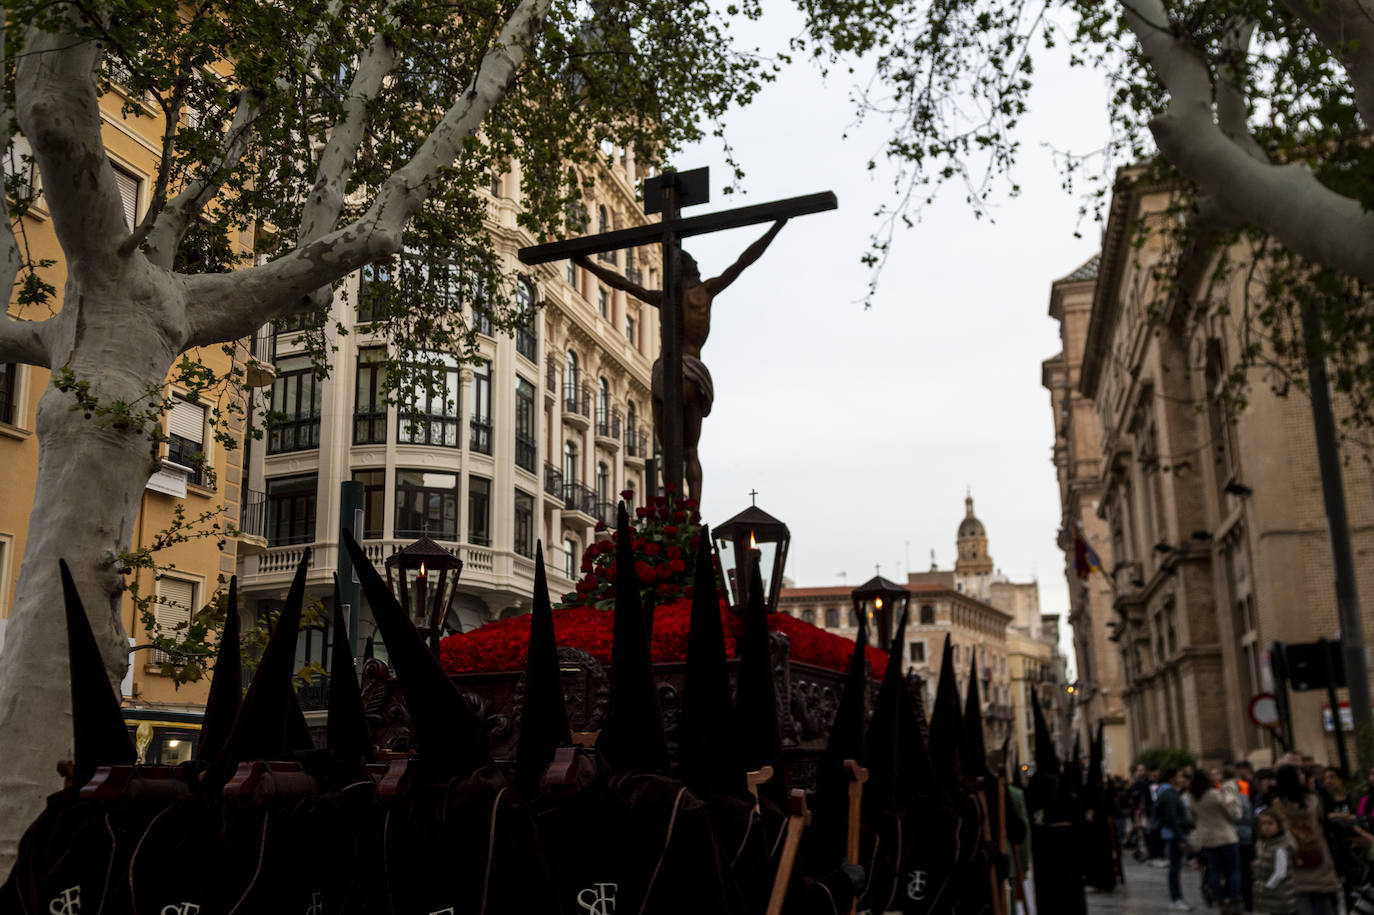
[851,575,909,653]
[384,536,464,656]
[713,500,790,613]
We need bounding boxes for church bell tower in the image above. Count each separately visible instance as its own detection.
[954,492,994,575]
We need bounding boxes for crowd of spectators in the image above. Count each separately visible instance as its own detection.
[1113,754,1374,914]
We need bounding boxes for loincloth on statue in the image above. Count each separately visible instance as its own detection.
[651,355,714,418]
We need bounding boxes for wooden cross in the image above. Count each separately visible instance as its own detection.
[518,168,836,496]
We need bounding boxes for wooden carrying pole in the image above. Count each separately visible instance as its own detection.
[844,760,869,915]
[765,789,811,915]
[980,782,1004,915]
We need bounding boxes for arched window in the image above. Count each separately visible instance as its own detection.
[626,399,639,455]
[597,206,616,264]
[515,280,537,361]
[564,440,578,486]
[598,377,611,426]
[802,608,817,625]
[565,350,579,389]
[597,461,610,507]
[920,604,935,625]
[563,537,578,579]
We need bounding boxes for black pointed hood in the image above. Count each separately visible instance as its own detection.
[1031,689,1060,777]
[326,576,373,762]
[961,654,989,778]
[515,541,569,796]
[218,552,310,765]
[1067,731,1083,788]
[599,503,668,774]
[927,634,963,785]
[196,575,241,762]
[1086,720,1103,789]
[343,530,490,781]
[821,603,869,775]
[734,551,780,775]
[865,605,909,813]
[60,560,137,788]
[679,526,743,795]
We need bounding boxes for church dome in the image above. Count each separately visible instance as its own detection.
[957,494,985,540]
[958,516,985,539]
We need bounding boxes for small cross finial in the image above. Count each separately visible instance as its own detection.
[749,488,759,506]
[874,563,881,576]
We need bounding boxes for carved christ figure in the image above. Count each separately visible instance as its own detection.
[574,218,788,502]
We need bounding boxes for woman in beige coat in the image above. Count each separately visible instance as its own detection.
[1190,770,1244,913]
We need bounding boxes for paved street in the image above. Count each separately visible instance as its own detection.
[1085,854,1201,915]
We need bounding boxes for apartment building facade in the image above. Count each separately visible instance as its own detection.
[1050,173,1374,766]
[235,152,662,676]
[1043,254,1132,773]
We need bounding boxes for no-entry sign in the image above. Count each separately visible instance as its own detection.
[1249,693,1280,728]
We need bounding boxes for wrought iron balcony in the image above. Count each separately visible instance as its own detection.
[239,489,267,539]
[595,408,622,441]
[470,417,492,454]
[563,383,591,422]
[563,482,598,518]
[544,462,564,497]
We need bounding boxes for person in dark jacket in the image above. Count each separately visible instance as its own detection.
[1157,767,1196,911]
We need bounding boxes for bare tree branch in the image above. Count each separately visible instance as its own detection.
[142,0,346,269]
[1122,0,1374,284]
[1281,0,1374,127]
[181,0,555,348]
[1216,19,1266,165]
[288,19,402,317]
[15,6,129,266]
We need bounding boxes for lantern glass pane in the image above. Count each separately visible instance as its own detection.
[714,534,743,607]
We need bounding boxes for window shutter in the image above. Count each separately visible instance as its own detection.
[168,399,204,444]
[153,577,196,664]
[112,166,139,230]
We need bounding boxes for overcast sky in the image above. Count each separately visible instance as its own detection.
[676,4,1114,658]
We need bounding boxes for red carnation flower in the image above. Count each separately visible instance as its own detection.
[656,563,673,580]
[637,561,655,583]
[657,582,678,598]
[666,545,681,560]
[664,525,679,536]
[672,511,685,522]
[669,558,685,573]
[636,507,648,518]
[644,543,660,556]
[620,489,634,500]
[665,483,677,492]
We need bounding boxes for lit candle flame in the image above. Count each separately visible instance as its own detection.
[419,562,427,579]
[749,532,757,549]
[875,597,883,609]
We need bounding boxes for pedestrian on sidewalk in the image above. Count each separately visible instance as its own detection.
[1272,764,1343,915]
[1159,767,1196,911]
[1253,809,1297,915]
[1191,769,1244,913]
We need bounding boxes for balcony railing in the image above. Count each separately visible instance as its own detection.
[626,425,650,458]
[239,489,266,539]
[298,676,330,711]
[595,408,622,440]
[594,501,615,526]
[563,482,597,517]
[563,382,591,418]
[544,463,564,497]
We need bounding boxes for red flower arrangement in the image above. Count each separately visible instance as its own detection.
[558,489,702,610]
[439,596,888,675]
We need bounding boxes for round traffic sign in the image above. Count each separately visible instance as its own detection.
[1249,693,1280,728]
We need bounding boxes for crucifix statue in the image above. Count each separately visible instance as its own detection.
[571,219,786,502]
[519,168,835,501]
